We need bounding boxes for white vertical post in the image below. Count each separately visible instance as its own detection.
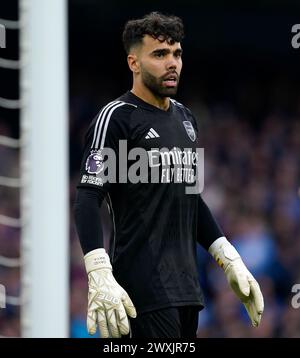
[20,0,69,337]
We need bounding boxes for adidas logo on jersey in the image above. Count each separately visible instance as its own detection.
[145,128,160,139]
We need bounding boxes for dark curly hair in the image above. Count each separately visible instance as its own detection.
[122,12,184,54]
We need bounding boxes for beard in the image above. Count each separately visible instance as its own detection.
[141,66,180,97]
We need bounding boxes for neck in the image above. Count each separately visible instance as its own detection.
[131,83,170,111]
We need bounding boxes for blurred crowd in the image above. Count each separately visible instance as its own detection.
[0,94,300,337]
[194,105,300,337]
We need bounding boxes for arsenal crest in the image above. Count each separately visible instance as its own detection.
[183,121,196,142]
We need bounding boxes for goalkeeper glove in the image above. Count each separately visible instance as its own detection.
[208,237,264,327]
[84,248,137,338]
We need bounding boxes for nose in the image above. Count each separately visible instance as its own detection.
[166,55,178,71]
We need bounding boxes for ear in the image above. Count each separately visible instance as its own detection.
[127,54,140,74]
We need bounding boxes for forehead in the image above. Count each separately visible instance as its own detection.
[141,34,182,52]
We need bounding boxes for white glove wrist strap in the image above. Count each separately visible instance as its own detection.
[84,248,112,273]
[208,236,241,270]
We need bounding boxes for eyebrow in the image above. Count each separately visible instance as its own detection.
[151,48,183,56]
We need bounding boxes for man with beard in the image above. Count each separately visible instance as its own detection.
[74,12,264,338]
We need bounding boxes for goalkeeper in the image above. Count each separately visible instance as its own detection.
[74,11,264,338]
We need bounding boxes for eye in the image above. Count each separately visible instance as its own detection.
[154,52,164,58]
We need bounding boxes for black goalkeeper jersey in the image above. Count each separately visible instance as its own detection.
[76,91,222,313]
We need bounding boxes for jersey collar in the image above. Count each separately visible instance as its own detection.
[127,91,174,115]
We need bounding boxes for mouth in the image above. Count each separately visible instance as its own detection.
[162,73,178,87]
